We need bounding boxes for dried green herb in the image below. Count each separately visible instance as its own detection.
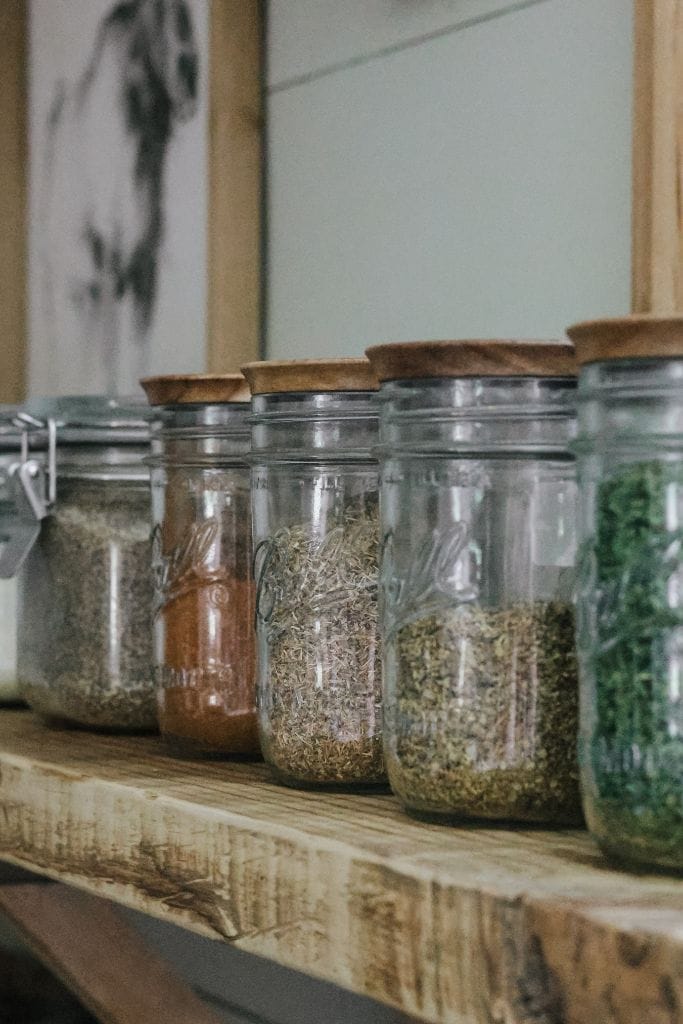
[582,460,683,868]
[18,479,156,731]
[386,601,581,823]
[256,497,384,788]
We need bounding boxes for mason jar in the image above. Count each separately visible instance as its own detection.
[569,316,683,871]
[366,341,581,824]
[0,409,22,704]
[142,374,258,758]
[242,359,385,789]
[14,397,156,731]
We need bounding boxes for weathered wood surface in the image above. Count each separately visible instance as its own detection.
[0,711,682,1024]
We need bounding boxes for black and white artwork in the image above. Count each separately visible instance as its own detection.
[29,0,209,395]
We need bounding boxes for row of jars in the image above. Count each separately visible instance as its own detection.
[0,316,681,873]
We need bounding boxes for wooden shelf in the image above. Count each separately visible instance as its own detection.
[0,710,681,1024]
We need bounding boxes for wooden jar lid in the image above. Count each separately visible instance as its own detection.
[241,358,379,395]
[365,340,576,381]
[567,315,683,365]
[140,374,250,406]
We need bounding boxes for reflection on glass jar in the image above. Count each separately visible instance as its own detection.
[570,317,683,871]
[367,341,581,824]
[16,397,155,731]
[143,374,258,758]
[243,359,385,790]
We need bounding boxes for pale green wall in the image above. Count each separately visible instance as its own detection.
[265,0,633,358]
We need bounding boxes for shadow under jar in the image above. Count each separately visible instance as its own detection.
[366,340,581,825]
[142,374,259,759]
[242,358,385,790]
[16,397,156,731]
[568,316,683,872]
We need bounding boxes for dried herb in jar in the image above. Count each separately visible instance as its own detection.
[256,498,384,787]
[386,601,581,823]
[18,479,156,731]
[585,460,683,864]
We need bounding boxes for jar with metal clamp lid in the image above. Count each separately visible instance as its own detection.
[6,397,156,731]
[0,408,26,704]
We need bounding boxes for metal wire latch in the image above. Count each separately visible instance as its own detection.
[0,414,57,578]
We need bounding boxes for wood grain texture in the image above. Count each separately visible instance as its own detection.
[365,341,576,381]
[208,0,263,373]
[568,313,683,363]
[242,357,379,393]
[632,0,683,313]
[141,372,250,405]
[0,714,681,1023]
[0,882,223,1024]
[0,1,27,403]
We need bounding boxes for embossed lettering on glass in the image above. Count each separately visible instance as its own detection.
[367,341,580,824]
[243,359,385,790]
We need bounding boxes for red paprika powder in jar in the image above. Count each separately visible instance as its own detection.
[142,374,258,757]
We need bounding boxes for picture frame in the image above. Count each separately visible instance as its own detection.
[0,0,262,401]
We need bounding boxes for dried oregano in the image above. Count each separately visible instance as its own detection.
[582,460,683,867]
[256,497,384,787]
[385,600,581,823]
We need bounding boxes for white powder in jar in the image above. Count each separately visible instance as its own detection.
[0,577,18,702]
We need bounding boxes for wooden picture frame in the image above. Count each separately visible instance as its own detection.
[632,0,683,314]
[0,0,262,403]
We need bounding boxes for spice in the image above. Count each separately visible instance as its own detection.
[584,460,683,866]
[256,497,384,787]
[385,601,581,823]
[152,475,258,757]
[18,479,155,730]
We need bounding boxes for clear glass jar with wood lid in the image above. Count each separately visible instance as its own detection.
[242,358,385,790]
[142,374,258,758]
[569,316,683,871]
[8,397,156,731]
[366,341,581,824]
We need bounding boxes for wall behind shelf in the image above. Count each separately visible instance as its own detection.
[264,0,633,359]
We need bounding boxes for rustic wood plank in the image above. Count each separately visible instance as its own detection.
[0,711,682,1024]
[207,0,263,373]
[632,0,683,313]
[0,882,224,1024]
[0,1,27,403]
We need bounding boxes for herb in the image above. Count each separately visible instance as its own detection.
[18,479,156,731]
[386,601,581,823]
[582,460,683,868]
[256,497,384,788]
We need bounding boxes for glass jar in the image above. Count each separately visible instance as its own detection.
[0,410,22,704]
[142,374,258,758]
[14,397,156,731]
[569,316,683,871]
[366,341,581,824]
[242,359,385,790]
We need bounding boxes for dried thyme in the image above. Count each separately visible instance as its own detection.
[256,497,384,787]
[385,601,581,823]
[18,479,156,731]
[582,460,683,867]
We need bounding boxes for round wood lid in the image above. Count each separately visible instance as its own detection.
[567,315,683,365]
[241,358,379,395]
[365,340,576,381]
[140,374,250,406]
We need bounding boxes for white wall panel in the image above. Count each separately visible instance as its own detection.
[266,0,632,360]
[268,0,541,88]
